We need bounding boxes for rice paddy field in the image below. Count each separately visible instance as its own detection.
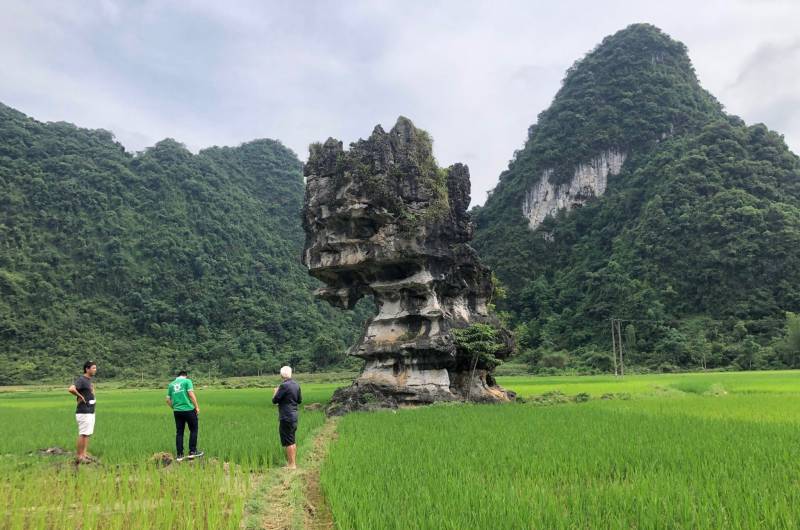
[0,385,334,529]
[2,370,800,528]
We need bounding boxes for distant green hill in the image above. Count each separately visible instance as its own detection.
[472,24,800,372]
[0,103,369,383]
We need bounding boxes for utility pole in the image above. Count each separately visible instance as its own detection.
[611,319,618,376]
[616,319,625,377]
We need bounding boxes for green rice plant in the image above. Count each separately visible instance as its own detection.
[498,369,800,398]
[669,379,715,394]
[0,457,251,529]
[322,394,800,529]
[6,372,800,528]
[0,384,336,529]
[0,388,326,466]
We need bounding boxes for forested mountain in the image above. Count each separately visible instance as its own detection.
[473,24,800,372]
[3,23,798,383]
[0,103,369,383]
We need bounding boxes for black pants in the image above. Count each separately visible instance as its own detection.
[174,410,198,455]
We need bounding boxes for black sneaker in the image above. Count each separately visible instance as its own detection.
[176,454,185,462]
[188,451,204,459]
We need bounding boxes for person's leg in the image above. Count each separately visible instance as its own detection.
[75,414,92,460]
[83,415,94,457]
[280,421,297,469]
[287,444,297,468]
[289,421,297,467]
[174,411,186,456]
[187,410,198,454]
[279,421,291,467]
[75,415,83,458]
[76,435,86,458]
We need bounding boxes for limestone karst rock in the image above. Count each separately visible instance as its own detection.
[302,117,515,413]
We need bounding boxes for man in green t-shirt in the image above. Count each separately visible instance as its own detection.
[165,370,203,461]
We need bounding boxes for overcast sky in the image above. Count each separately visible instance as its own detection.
[2,0,798,206]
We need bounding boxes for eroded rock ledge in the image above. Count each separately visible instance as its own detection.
[302,117,514,414]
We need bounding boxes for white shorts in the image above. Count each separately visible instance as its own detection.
[76,413,95,436]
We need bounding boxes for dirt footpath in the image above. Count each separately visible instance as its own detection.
[250,418,338,530]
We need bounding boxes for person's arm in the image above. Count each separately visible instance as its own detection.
[185,380,199,414]
[188,390,200,415]
[297,386,302,405]
[272,384,286,404]
[68,382,86,403]
[165,395,173,408]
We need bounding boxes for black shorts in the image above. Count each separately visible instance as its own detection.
[279,420,297,447]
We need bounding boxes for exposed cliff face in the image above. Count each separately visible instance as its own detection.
[471,23,800,368]
[522,150,626,230]
[472,24,724,293]
[302,117,514,413]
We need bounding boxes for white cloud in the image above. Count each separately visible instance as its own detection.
[0,0,798,205]
[719,40,800,151]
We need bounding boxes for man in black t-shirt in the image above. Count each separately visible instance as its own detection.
[272,366,302,469]
[68,361,97,463]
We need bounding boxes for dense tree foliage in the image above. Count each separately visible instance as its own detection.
[0,103,370,383]
[473,24,800,372]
